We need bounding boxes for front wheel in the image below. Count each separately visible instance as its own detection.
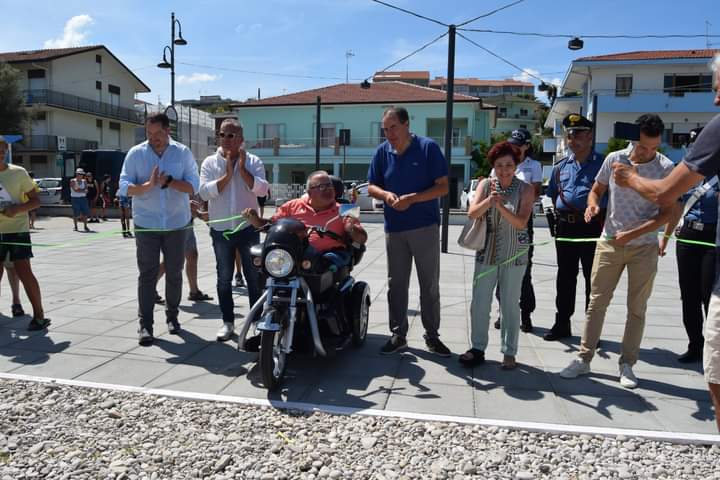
[348,281,370,347]
[259,329,287,391]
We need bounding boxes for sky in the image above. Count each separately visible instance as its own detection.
[1,0,719,104]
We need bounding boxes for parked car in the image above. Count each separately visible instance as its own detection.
[460,178,481,211]
[353,182,383,211]
[36,178,63,205]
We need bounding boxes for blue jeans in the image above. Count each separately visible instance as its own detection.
[210,226,261,324]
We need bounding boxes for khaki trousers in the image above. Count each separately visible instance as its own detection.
[578,240,658,366]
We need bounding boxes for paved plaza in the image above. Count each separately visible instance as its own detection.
[0,213,716,437]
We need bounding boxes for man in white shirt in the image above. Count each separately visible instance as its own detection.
[199,119,269,341]
[492,128,542,332]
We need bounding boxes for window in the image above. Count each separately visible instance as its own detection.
[108,85,120,107]
[320,123,337,147]
[291,171,305,185]
[371,122,386,144]
[451,127,461,147]
[28,69,46,91]
[96,54,102,74]
[108,122,120,148]
[96,119,103,145]
[664,74,713,96]
[671,133,690,148]
[30,155,46,168]
[259,123,283,147]
[498,107,507,117]
[519,108,529,117]
[615,75,633,96]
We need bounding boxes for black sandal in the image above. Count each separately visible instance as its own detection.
[188,290,213,302]
[459,348,485,367]
[11,304,25,317]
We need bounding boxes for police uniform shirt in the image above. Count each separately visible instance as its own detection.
[546,151,606,211]
[490,156,542,185]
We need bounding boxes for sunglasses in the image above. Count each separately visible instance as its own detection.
[217,132,240,139]
[309,182,333,192]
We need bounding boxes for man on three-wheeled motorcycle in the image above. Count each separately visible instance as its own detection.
[241,170,370,389]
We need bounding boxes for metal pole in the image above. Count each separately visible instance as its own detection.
[440,25,456,254]
[170,12,175,106]
[591,94,598,151]
[315,96,321,170]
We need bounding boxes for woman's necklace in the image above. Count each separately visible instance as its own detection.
[493,176,519,196]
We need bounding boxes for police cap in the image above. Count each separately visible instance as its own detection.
[562,113,594,133]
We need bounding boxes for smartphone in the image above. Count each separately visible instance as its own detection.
[613,122,641,141]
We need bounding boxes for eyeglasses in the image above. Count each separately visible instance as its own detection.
[217,132,240,139]
[309,182,333,191]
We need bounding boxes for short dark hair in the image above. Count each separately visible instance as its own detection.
[487,141,521,166]
[383,106,409,124]
[147,113,170,129]
[635,114,664,138]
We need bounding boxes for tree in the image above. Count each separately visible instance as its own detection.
[604,137,629,156]
[470,140,492,178]
[0,62,27,135]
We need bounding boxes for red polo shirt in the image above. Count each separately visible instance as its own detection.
[272,197,346,252]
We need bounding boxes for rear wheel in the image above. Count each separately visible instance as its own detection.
[349,282,370,347]
[259,328,287,391]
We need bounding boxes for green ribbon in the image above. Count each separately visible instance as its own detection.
[0,212,251,249]
[472,232,716,285]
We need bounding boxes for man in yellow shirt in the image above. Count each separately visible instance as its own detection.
[0,136,49,330]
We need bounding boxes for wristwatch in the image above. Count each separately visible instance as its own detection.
[161,175,174,189]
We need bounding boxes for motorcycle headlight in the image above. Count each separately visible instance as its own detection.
[265,249,294,277]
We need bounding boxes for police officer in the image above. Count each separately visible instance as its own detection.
[660,127,717,363]
[544,114,606,341]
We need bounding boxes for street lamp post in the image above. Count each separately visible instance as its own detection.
[157,11,188,106]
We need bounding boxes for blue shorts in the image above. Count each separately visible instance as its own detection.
[119,196,132,209]
[71,197,90,216]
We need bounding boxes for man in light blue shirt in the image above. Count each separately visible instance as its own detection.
[119,112,200,346]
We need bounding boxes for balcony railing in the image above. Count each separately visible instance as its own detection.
[15,135,98,152]
[242,136,471,155]
[24,89,144,124]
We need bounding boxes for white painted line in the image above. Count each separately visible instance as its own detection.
[1,371,718,445]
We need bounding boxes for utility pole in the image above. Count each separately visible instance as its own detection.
[440,25,456,253]
[707,21,712,49]
[345,50,355,84]
[315,96,321,170]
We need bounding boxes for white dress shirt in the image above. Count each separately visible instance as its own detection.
[199,148,269,232]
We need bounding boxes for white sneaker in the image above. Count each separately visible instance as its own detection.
[559,359,591,379]
[619,363,638,389]
[216,322,234,342]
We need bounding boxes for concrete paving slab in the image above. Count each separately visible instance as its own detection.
[386,380,474,417]
[11,352,110,379]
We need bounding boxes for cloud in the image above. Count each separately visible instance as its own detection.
[43,15,94,48]
[512,68,540,84]
[235,23,263,34]
[177,73,221,85]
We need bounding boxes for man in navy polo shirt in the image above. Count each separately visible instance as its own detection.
[368,106,451,356]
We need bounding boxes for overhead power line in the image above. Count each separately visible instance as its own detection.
[458,28,720,39]
[457,0,525,27]
[367,31,449,80]
[370,0,447,26]
[457,32,546,83]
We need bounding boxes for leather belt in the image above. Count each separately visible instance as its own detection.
[684,221,716,232]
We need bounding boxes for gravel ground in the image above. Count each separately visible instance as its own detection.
[1,379,719,480]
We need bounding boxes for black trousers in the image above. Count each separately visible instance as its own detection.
[552,216,603,333]
[676,225,716,353]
